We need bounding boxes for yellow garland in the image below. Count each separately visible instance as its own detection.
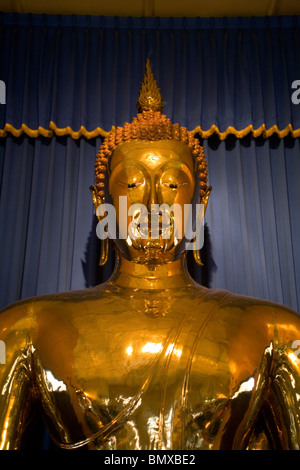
[0,121,299,140]
[191,123,300,140]
[0,121,111,139]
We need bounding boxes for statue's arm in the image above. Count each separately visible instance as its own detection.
[263,308,300,449]
[223,302,300,450]
[0,303,36,450]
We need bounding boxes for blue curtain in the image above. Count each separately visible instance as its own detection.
[203,135,300,312]
[1,13,300,137]
[0,13,299,317]
[0,135,98,302]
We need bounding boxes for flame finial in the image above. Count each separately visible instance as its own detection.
[137,59,164,112]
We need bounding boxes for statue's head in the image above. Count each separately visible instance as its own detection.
[91,60,211,265]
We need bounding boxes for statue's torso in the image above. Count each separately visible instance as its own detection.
[26,284,289,450]
[1,282,300,450]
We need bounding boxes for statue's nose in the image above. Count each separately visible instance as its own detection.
[147,179,159,211]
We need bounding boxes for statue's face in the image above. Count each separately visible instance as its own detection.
[108,140,197,264]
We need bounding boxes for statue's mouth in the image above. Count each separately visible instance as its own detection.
[128,210,174,247]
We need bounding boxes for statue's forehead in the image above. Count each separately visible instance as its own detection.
[110,140,194,174]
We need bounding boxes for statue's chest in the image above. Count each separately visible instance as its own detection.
[66,316,232,449]
[38,297,244,449]
[71,344,232,450]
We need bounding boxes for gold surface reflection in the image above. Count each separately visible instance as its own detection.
[0,60,299,450]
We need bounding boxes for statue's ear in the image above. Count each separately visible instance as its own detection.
[90,185,104,222]
[200,186,212,214]
[192,185,212,267]
[90,185,109,266]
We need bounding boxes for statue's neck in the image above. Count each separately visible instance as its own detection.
[111,254,193,290]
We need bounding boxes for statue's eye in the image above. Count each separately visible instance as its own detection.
[169,183,178,189]
[128,182,136,188]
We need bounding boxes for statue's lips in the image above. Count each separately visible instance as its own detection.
[128,212,174,240]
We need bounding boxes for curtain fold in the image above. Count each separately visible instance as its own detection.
[1,14,300,139]
[0,135,102,307]
[203,135,300,311]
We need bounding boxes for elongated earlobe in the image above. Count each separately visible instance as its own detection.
[90,185,109,267]
[193,186,212,266]
[99,238,109,267]
[193,248,203,266]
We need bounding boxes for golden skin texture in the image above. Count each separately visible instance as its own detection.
[0,140,300,450]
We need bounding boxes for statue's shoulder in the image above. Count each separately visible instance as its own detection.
[0,285,107,337]
[203,287,300,345]
[202,287,298,317]
[0,296,41,359]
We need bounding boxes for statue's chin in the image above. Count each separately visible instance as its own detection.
[141,243,170,264]
[122,238,180,265]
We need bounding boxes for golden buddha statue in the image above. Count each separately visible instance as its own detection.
[0,60,300,451]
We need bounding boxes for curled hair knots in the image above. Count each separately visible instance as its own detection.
[94,112,209,199]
